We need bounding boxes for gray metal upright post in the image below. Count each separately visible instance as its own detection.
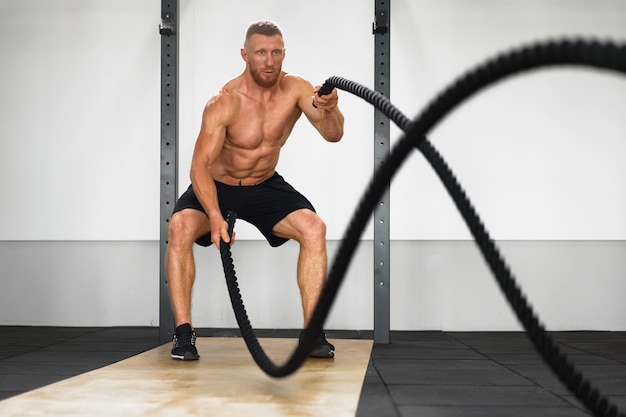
[159,0,179,344]
[373,2,391,344]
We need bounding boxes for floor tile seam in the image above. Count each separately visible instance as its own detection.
[38,345,161,354]
[574,351,626,365]
[369,358,403,417]
[387,385,596,412]
[527,373,626,415]
[372,356,500,361]
[0,372,91,378]
[443,332,499,356]
[396,404,581,409]
[572,362,626,372]
[488,356,565,396]
[382,382,547,387]
[556,340,622,362]
[442,333,569,389]
[18,328,109,353]
[546,390,593,413]
[436,333,570,394]
[443,331,536,370]
[518,349,626,410]
[2,356,125,362]
[0,352,35,361]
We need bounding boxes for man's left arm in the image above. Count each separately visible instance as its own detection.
[301,82,344,142]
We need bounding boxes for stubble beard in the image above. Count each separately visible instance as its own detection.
[251,66,280,89]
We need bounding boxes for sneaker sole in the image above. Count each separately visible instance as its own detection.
[309,348,335,358]
[171,352,200,361]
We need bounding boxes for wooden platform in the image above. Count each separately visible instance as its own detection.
[0,337,372,416]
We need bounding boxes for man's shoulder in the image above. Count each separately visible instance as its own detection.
[201,83,242,126]
[207,80,241,109]
[281,72,312,89]
[280,73,315,106]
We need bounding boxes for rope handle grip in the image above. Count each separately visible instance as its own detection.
[225,211,237,240]
[312,82,334,109]
[219,211,237,248]
[318,82,334,96]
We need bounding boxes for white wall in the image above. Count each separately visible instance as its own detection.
[2,240,625,331]
[0,0,160,240]
[390,0,626,241]
[1,0,626,331]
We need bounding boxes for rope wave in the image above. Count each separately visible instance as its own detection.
[219,38,626,417]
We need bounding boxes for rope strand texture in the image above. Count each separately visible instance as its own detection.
[323,39,626,417]
[219,37,625,417]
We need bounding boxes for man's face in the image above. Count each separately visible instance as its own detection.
[242,34,285,88]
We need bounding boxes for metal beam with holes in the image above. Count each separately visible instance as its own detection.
[159,0,179,344]
[373,1,391,344]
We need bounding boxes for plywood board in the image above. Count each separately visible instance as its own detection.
[0,337,373,417]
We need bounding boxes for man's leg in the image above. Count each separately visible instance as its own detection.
[272,209,335,357]
[165,208,210,360]
[272,209,327,326]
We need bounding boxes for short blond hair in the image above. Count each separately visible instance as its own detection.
[244,21,283,47]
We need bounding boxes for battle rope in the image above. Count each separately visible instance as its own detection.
[320,39,626,417]
[219,211,319,376]
[219,38,626,417]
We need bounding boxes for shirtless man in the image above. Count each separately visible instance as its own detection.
[166,21,344,360]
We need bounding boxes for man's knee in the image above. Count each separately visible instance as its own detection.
[297,211,327,245]
[167,214,189,248]
[273,209,327,246]
[168,210,207,248]
[309,216,327,241]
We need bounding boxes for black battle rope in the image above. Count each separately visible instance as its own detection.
[318,39,626,417]
[220,211,319,376]
[219,38,626,416]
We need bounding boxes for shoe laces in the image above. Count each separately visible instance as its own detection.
[173,331,196,348]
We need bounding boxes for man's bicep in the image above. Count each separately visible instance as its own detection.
[193,125,226,169]
[194,99,231,160]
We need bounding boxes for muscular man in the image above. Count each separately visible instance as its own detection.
[166,21,344,360]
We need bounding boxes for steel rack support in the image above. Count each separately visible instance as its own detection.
[373,1,391,344]
[159,0,179,343]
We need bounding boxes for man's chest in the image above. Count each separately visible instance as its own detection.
[227,100,301,149]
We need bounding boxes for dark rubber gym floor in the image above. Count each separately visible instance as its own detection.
[0,327,624,416]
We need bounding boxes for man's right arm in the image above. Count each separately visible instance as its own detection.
[189,93,236,249]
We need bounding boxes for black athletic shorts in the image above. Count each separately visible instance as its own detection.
[172,172,315,247]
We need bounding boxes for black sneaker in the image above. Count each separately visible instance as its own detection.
[171,323,199,360]
[299,328,335,358]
